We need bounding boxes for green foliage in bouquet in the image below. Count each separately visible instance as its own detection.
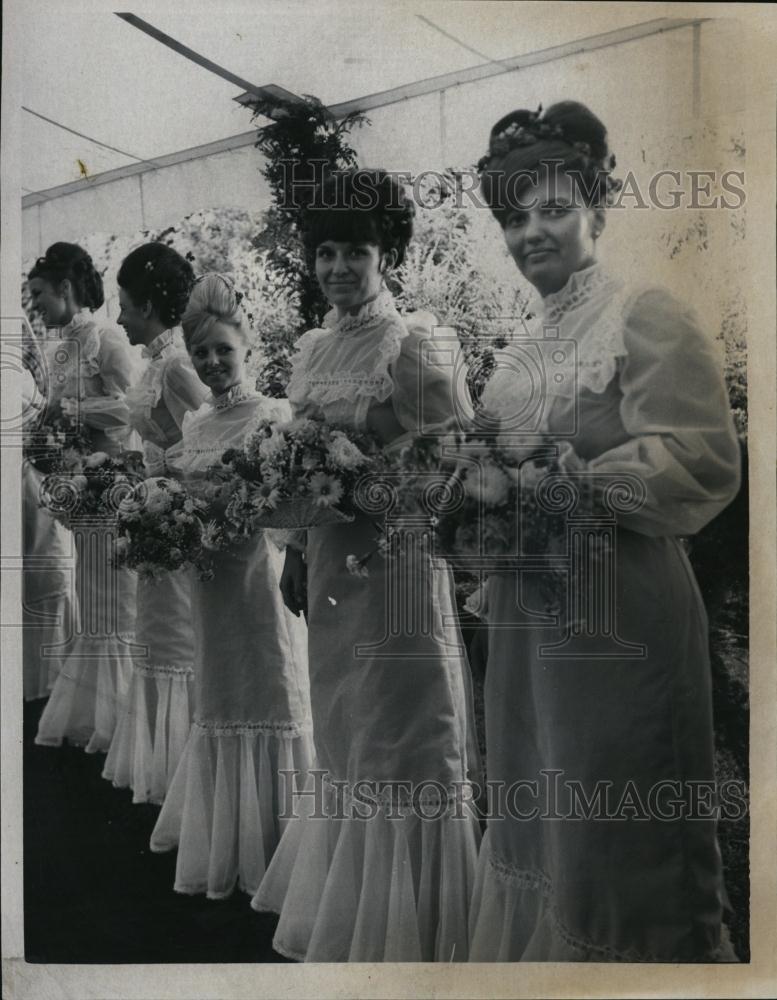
[115,477,213,581]
[215,418,388,530]
[39,450,145,529]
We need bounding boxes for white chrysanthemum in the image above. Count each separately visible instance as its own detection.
[464,464,511,506]
[84,451,110,468]
[327,434,368,471]
[143,479,173,515]
[258,431,286,460]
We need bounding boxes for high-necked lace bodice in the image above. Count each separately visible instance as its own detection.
[42,309,142,453]
[125,329,207,466]
[167,384,291,483]
[483,265,740,537]
[286,290,472,436]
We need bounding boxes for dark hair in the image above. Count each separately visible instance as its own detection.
[300,168,415,267]
[28,242,104,310]
[117,243,195,328]
[478,101,621,224]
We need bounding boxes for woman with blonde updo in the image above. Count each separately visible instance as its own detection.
[149,273,312,900]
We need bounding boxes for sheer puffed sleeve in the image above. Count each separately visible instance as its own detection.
[162,354,209,432]
[583,288,741,536]
[390,312,474,437]
[78,328,139,440]
[97,327,140,396]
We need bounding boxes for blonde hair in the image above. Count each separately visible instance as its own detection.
[181,273,250,350]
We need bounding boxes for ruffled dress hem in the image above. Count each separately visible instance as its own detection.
[102,665,194,805]
[468,836,739,963]
[149,722,314,900]
[252,783,482,962]
[34,633,135,753]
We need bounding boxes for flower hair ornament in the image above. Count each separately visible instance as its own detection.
[477,105,618,176]
[192,273,246,313]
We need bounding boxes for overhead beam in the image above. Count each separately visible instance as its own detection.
[115,13,306,112]
[235,16,708,118]
[25,15,708,206]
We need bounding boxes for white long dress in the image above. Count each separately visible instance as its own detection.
[468,265,741,961]
[103,329,209,803]
[149,383,313,899]
[35,311,141,752]
[251,292,482,962]
[22,368,78,700]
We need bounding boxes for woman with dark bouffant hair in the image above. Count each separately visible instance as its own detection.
[32,242,141,753]
[103,242,208,804]
[469,102,741,961]
[251,169,481,962]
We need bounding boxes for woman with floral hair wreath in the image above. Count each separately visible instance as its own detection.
[102,242,208,804]
[31,242,141,751]
[469,101,741,961]
[148,272,312,900]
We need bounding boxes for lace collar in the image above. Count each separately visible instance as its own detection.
[59,309,95,338]
[211,382,258,411]
[322,289,399,337]
[142,329,176,360]
[538,262,614,324]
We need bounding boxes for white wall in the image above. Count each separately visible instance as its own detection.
[21,18,747,261]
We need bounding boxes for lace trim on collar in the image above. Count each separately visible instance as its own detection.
[142,329,176,360]
[57,311,101,378]
[539,262,613,325]
[322,289,398,337]
[211,383,258,411]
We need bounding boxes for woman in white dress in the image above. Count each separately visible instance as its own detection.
[103,243,208,803]
[468,102,741,960]
[21,350,77,701]
[31,243,140,752]
[149,273,312,899]
[252,169,481,962]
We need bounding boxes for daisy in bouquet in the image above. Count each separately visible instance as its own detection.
[113,477,215,582]
[39,449,145,529]
[214,417,388,531]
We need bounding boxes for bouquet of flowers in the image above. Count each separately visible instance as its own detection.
[113,476,216,582]
[215,418,388,530]
[344,424,582,598]
[39,449,145,529]
[23,396,94,475]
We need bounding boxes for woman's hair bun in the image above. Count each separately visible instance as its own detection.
[540,101,609,162]
[181,273,249,348]
[28,241,104,311]
[117,242,195,328]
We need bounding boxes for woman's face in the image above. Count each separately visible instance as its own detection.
[28,276,72,328]
[117,288,153,346]
[314,240,386,314]
[188,321,248,395]
[502,171,604,297]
